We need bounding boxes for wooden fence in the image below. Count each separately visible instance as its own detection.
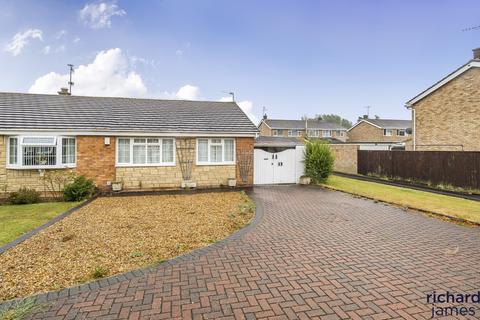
[357,151,480,190]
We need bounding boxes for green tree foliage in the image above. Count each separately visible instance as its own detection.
[314,114,352,129]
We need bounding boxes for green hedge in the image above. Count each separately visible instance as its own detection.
[304,140,334,183]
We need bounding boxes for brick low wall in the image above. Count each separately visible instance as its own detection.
[330,144,359,174]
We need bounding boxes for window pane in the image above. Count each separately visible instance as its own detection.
[162,139,174,163]
[22,146,56,166]
[133,138,146,144]
[211,145,222,162]
[147,138,159,144]
[62,138,76,164]
[211,138,221,144]
[22,136,56,145]
[118,139,130,163]
[198,139,208,162]
[133,145,146,164]
[224,139,234,162]
[147,145,160,164]
[9,137,18,165]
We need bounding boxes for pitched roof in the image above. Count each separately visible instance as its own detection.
[263,119,346,130]
[348,119,411,131]
[0,92,258,135]
[406,59,480,106]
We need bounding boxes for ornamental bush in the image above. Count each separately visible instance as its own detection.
[8,188,41,204]
[304,140,334,183]
[63,176,96,201]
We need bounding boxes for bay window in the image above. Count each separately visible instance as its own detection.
[7,136,76,169]
[116,137,175,166]
[197,138,235,165]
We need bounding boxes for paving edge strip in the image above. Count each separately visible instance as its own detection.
[0,197,98,255]
[319,184,480,227]
[0,190,264,311]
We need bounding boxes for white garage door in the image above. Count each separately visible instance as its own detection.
[254,148,302,184]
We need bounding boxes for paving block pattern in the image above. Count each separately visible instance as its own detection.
[9,186,480,319]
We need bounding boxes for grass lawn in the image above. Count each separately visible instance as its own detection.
[0,202,81,247]
[322,175,480,224]
[0,192,254,301]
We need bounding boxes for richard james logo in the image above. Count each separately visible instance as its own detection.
[427,291,480,318]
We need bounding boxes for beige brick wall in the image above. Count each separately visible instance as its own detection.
[115,137,240,190]
[259,122,347,142]
[330,144,359,174]
[413,67,480,151]
[0,136,72,198]
[347,121,410,143]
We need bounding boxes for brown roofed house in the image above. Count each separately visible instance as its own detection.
[405,48,480,151]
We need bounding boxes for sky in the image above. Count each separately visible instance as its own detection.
[0,0,479,124]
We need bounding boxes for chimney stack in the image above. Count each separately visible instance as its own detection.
[57,87,71,96]
[473,48,480,60]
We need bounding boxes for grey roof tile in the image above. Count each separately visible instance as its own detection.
[263,119,346,130]
[0,92,258,134]
[364,119,412,129]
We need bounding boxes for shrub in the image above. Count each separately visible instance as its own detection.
[63,176,96,201]
[304,140,334,183]
[8,188,41,204]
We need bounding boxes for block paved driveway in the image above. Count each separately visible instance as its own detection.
[26,186,480,319]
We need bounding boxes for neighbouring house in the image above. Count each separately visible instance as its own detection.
[405,48,480,151]
[347,118,412,149]
[258,117,347,142]
[0,92,258,198]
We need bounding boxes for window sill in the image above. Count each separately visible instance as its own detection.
[196,162,236,166]
[6,165,76,170]
[115,163,176,168]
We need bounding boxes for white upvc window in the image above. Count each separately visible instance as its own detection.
[323,130,332,137]
[288,130,293,137]
[397,129,407,136]
[7,135,76,169]
[272,129,283,136]
[197,138,235,165]
[116,137,175,166]
[307,130,319,137]
[383,129,393,136]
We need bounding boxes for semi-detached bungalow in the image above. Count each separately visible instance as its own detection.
[0,92,258,197]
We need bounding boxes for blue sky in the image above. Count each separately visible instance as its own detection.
[1,0,479,123]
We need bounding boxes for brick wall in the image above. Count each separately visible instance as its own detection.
[236,137,254,186]
[413,67,480,151]
[258,122,272,136]
[347,121,410,143]
[76,136,116,191]
[330,144,359,174]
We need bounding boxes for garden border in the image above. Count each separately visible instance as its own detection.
[0,189,263,312]
[0,197,97,255]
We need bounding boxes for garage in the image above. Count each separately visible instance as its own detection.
[254,136,305,185]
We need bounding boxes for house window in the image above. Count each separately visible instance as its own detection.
[297,130,302,137]
[288,130,293,137]
[197,138,235,165]
[383,129,393,136]
[7,136,76,168]
[339,131,345,137]
[307,130,319,137]
[323,130,332,137]
[116,137,175,166]
[397,129,406,136]
[272,129,283,136]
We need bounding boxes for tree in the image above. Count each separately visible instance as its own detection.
[313,114,352,129]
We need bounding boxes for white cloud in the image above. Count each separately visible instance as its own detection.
[219,96,257,123]
[79,1,126,29]
[175,49,183,56]
[42,45,51,55]
[55,30,67,39]
[175,85,200,100]
[29,48,146,97]
[73,37,81,43]
[4,29,43,56]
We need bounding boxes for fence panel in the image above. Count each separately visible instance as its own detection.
[357,150,480,190]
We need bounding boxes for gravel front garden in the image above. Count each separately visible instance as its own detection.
[0,191,254,302]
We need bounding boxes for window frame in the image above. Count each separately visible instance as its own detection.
[287,130,293,137]
[115,137,176,167]
[397,129,407,136]
[383,129,393,136]
[323,130,332,137]
[196,138,236,166]
[6,135,76,169]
